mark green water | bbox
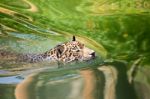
[0,0,150,99]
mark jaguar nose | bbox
[90,52,95,58]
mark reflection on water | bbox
[0,0,150,99]
[0,61,138,99]
[14,68,104,99]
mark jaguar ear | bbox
[56,45,64,58]
[72,36,76,41]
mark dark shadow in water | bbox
[104,61,137,99]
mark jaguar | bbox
[0,36,96,64]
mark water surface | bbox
[0,0,150,99]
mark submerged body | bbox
[0,36,95,64]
